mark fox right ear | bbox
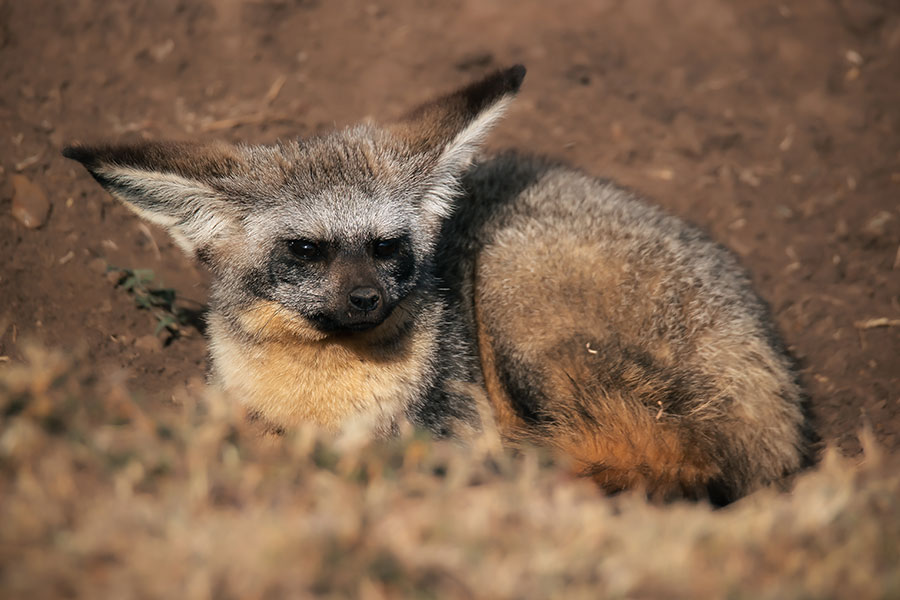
[391,65,526,218]
[63,141,246,257]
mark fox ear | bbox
[63,141,246,256]
[392,65,526,217]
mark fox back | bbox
[65,66,809,502]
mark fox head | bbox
[64,66,525,338]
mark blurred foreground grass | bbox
[1,347,898,599]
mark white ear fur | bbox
[421,96,513,219]
[95,165,238,255]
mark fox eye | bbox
[373,238,401,259]
[287,239,323,260]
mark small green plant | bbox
[107,266,192,336]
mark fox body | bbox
[65,66,809,502]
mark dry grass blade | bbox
[199,111,297,132]
[854,317,900,330]
[264,74,287,105]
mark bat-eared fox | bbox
[64,65,810,503]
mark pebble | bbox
[88,257,108,274]
[864,211,893,236]
[11,175,50,228]
[135,334,163,353]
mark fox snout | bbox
[311,276,394,333]
[314,303,391,333]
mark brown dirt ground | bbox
[1,0,898,457]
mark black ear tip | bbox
[507,64,527,88]
[492,64,526,95]
[473,64,525,100]
[62,145,91,164]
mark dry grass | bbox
[1,347,898,599]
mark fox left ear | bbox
[63,140,247,258]
[391,65,526,217]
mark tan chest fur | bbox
[207,301,435,432]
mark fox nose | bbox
[348,287,380,312]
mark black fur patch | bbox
[553,334,718,419]
[493,345,554,425]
